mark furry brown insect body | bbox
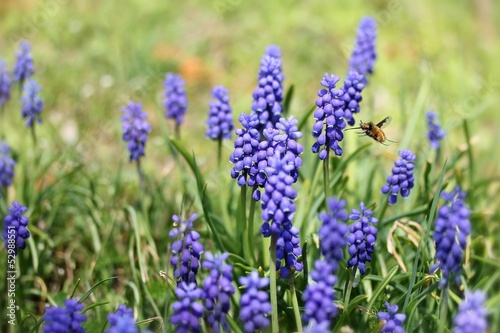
[347,116,393,144]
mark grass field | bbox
[1,0,499,332]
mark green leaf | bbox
[283,84,295,116]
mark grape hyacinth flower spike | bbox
[206,85,233,166]
[452,290,488,333]
[346,202,378,275]
[426,110,446,149]
[377,302,406,333]
[229,113,260,187]
[0,141,15,190]
[42,298,86,333]
[318,197,349,271]
[169,213,204,284]
[21,79,44,129]
[341,71,366,126]
[251,45,284,130]
[2,201,30,255]
[0,60,12,109]
[106,305,139,333]
[349,16,377,81]
[163,73,188,138]
[121,101,151,162]
[239,271,272,333]
[430,187,471,287]
[311,73,346,159]
[14,41,34,87]
[171,282,204,333]
[381,149,416,205]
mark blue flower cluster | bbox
[42,298,86,333]
[201,252,235,333]
[106,305,137,333]
[206,85,233,140]
[169,214,204,284]
[381,149,416,205]
[318,197,349,271]
[341,71,366,126]
[426,110,446,149]
[0,60,12,107]
[2,201,30,255]
[346,202,378,275]
[251,45,284,130]
[377,302,406,333]
[312,73,346,158]
[121,101,151,162]
[260,152,303,277]
[171,282,204,333]
[14,41,34,85]
[0,141,15,189]
[430,187,471,286]
[239,271,272,333]
[230,113,260,187]
[21,79,44,128]
[349,17,377,79]
[452,291,488,333]
[164,73,188,125]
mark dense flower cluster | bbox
[426,110,446,149]
[349,17,377,79]
[171,282,204,333]
[229,113,260,187]
[169,214,204,284]
[452,291,488,333]
[206,85,233,140]
[260,152,303,277]
[2,201,30,255]
[377,302,406,333]
[121,101,151,162]
[318,197,349,270]
[14,41,34,84]
[239,271,272,333]
[201,252,235,333]
[311,73,346,158]
[0,141,15,189]
[381,149,416,205]
[164,73,188,125]
[21,79,44,128]
[430,187,471,286]
[251,45,284,130]
[0,60,12,107]
[42,298,86,333]
[106,305,137,333]
[346,202,378,275]
[304,321,331,333]
[341,71,366,126]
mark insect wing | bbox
[376,116,392,129]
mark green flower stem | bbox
[217,137,223,169]
[323,148,330,202]
[136,159,145,191]
[270,234,279,333]
[175,122,180,140]
[438,286,449,333]
[288,274,303,332]
[241,186,252,261]
[247,185,258,266]
[344,265,358,309]
[378,197,390,223]
[30,125,37,147]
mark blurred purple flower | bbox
[377,302,406,333]
[21,79,43,128]
[169,214,204,284]
[453,291,488,333]
[0,141,15,189]
[311,73,346,159]
[106,305,137,333]
[42,298,86,333]
[239,271,271,333]
[206,85,233,140]
[164,73,188,125]
[14,41,34,85]
[430,187,471,286]
[229,113,260,187]
[381,149,416,205]
[349,17,377,79]
[341,71,366,126]
[426,111,446,149]
[121,101,151,162]
[171,282,204,333]
[0,60,12,107]
[2,201,30,255]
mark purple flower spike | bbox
[121,101,152,162]
[164,73,188,125]
[21,79,43,128]
[318,197,349,271]
[206,85,233,141]
[349,17,377,80]
[381,149,416,205]
[251,45,284,130]
[106,305,138,333]
[14,41,34,85]
[377,302,406,333]
[202,252,235,333]
[2,201,30,255]
[426,111,446,149]
[42,298,87,333]
[239,271,271,333]
[229,113,260,187]
[171,282,204,333]
[0,141,16,189]
[0,60,12,107]
[169,214,204,284]
[341,71,366,126]
[430,187,471,287]
[346,202,378,275]
[311,73,346,159]
[453,291,488,333]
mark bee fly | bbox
[346,116,395,145]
